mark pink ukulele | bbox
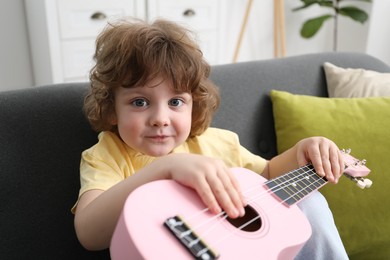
[110,149,371,259]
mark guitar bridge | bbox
[164,216,219,259]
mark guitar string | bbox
[178,161,360,255]
[185,159,358,228]
[178,165,314,238]
[197,161,365,255]
[192,167,328,257]
[245,165,324,206]
[182,164,315,226]
[206,169,329,253]
[179,165,323,252]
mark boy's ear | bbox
[109,112,118,125]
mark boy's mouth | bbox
[146,135,170,142]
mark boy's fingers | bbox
[208,171,240,218]
[195,178,221,215]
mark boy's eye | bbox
[131,98,149,107]
[169,98,184,107]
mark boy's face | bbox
[112,77,193,157]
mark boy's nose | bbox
[152,119,169,127]
[150,106,169,127]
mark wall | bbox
[366,0,390,65]
[0,0,380,92]
[284,0,372,57]
[0,0,33,91]
[229,0,373,63]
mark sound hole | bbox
[226,204,262,232]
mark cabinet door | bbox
[147,0,221,64]
[61,39,95,82]
[148,0,219,30]
[57,0,137,39]
[56,0,139,82]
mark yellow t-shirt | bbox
[73,127,267,212]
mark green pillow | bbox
[270,90,390,259]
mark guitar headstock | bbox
[341,149,372,189]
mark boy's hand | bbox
[159,153,246,218]
[295,137,344,183]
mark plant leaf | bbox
[293,0,334,11]
[340,0,372,3]
[339,6,369,23]
[300,14,333,38]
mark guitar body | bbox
[110,167,312,259]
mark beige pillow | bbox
[323,62,390,97]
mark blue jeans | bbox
[295,191,349,260]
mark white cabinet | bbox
[25,0,226,85]
[147,0,221,64]
[25,0,142,85]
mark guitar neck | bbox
[265,164,327,206]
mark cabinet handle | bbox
[183,9,196,17]
[90,11,107,20]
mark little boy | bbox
[73,18,348,259]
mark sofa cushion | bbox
[270,90,390,259]
[324,62,390,97]
[0,84,109,259]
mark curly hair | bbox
[84,18,220,137]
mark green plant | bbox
[293,0,372,51]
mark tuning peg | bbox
[341,148,352,155]
[355,177,373,189]
[355,159,367,166]
[364,178,373,188]
[357,179,366,189]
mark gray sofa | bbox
[1,52,389,259]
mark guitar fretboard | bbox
[265,164,327,206]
